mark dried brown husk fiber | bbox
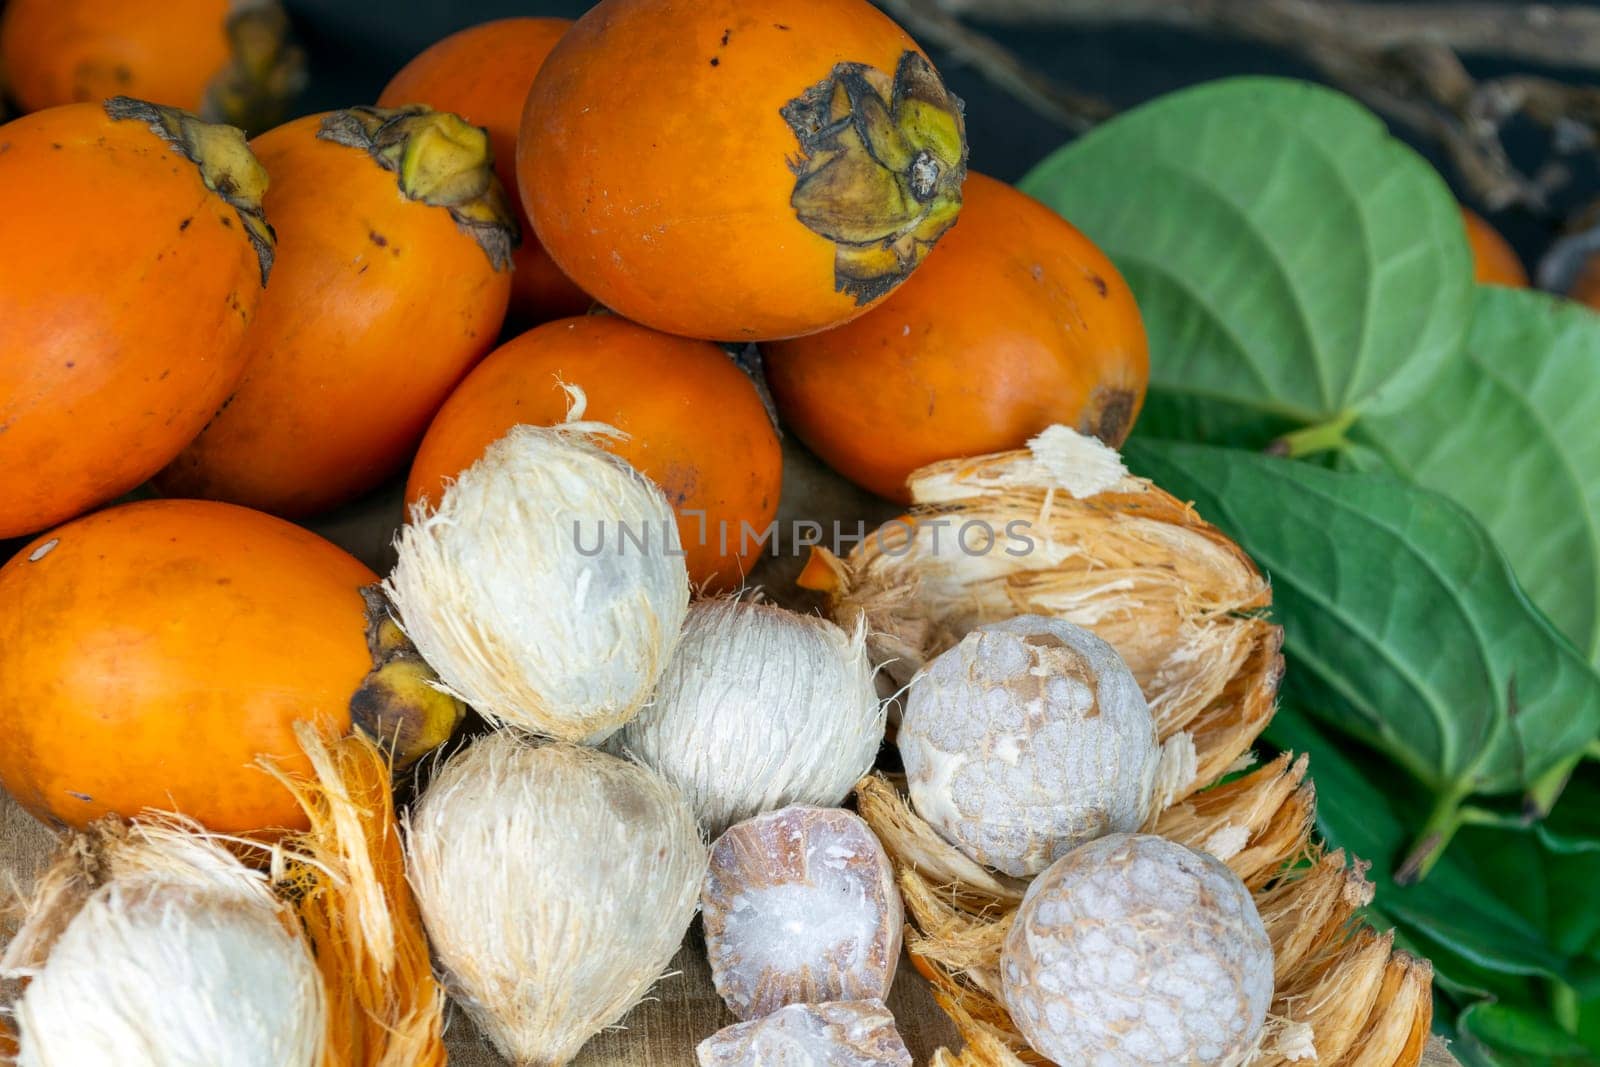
[813,429,1431,1067]
[271,725,448,1067]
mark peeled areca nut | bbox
[1002,833,1274,1065]
[900,615,1158,878]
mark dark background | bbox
[286,0,1599,272]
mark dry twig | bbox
[879,0,1600,210]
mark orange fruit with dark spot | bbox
[1462,206,1528,287]
[380,17,591,325]
[1568,254,1600,310]
[520,0,969,341]
[407,315,782,592]
[764,172,1148,502]
[0,0,300,131]
[0,98,271,540]
[0,500,460,834]
[156,106,516,518]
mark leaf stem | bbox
[1524,753,1580,819]
[1274,412,1358,458]
[1554,981,1581,1035]
[1396,781,1476,884]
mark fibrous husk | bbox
[859,772,1432,1066]
[609,597,885,838]
[0,817,325,1067]
[403,734,707,1067]
[803,425,1276,747]
[0,730,451,1067]
[270,725,447,1067]
[385,399,690,743]
[834,428,1430,1067]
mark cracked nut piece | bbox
[1002,833,1274,1065]
[703,806,903,1020]
[697,1001,912,1067]
[900,615,1158,877]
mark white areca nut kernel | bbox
[900,615,1158,877]
[702,806,903,1020]
[610,598,885,837]
[1002,833,1274,1065]
[697,1001,912,1067]
[404,734,707,1067]
[385,420,689,742]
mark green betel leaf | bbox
[1537,763,1600,855]
[1124,441,1600,818]
[1456,1001,1596,1066]
[1272,711,1600,1065]
[1019,77,1472,448]
[1269,710,1571,980]
[1353,288,1600,664]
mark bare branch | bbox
[934,0,1600,71]
[881,0,1600,211]
[877,0,1114,133]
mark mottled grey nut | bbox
[702,806,903,1021]
[1001,833,1274,1066]
[900,615,1157,877]
[696,1001,912,1067]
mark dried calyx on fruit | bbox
[803,424,1281,789]
[702,806,902,1020]
[350,586,467,771]
[782,50,967,305]
[318,104,519,268]
[203,0,306,133]
[0,818,324,1067]
[104,95,276,283]
[404,735,707,1067]
[900,615,1158,878]
[386,401,690,742]
[1002,833,1274,1065]
[609,597,884,836]
[697,1001,913,1067]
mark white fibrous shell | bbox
[900,614,1157,878]
[609,598,885,837]
[4,823,324,1067]
[702,806,903,1020]
[811,426,1275,752]
[696,1000,913,1067]
[403,733,707,1066]
[385,418,689,742]
[1001,833,1274,1066]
